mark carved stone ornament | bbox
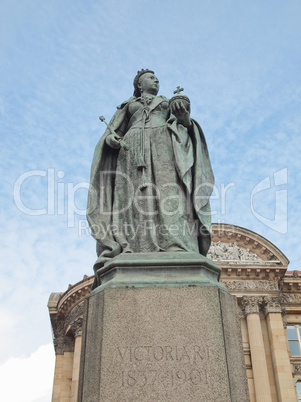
[51,302,84,355]
[53,328,75,355]
[51,317,65,355]
[207,241,264,263]
[54,336,65,355]
[64,334,75,353]
[237,307,245,320]
[282,294,301,304]
[64,301,84,334]
[241,296,263,315]
[221,279,278,291]
[293,364,301,374]
[70,317,83,338]
[263,296,282,316]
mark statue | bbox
[87,69,214,288]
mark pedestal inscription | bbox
[116,343,213,388]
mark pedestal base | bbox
[92,252,225,291]
[78,254,249,401]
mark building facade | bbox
[48,224,301,401]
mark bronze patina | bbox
[87,69,214,288]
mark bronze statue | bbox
[87,69,214,287]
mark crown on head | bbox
[133,69,155,96]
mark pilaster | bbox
[264,296,295,401]
[70,318,83,402]
[51,354,64,402]
[242,296,272,402]
[60,351,74,402]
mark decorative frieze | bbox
[221,279,278,292]
[208,241,265,263]
[211,223,288,265]
[281,294,301,304]
[64,302,84,333]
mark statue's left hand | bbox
[170,100,191,128]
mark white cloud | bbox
[0,344,55,402]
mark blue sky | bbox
[1,0,301,400]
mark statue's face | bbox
[139,73,159,95]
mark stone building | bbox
[48,224,301,401]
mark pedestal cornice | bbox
[92,252,225,294]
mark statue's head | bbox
[133,69,157,97]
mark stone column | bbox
[70,318,83,402]
[242,296,272,402]
[263,297,295,401]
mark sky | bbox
[1,0,301,400]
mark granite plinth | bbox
[78,254,249,402]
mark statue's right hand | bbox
[106,134,121,149]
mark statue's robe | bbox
[87,96,214,287]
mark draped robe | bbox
[87,95,214,288]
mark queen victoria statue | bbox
[87,69,214,288]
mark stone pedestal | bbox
[78,253,249,401]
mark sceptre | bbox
[99,116,129,150]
